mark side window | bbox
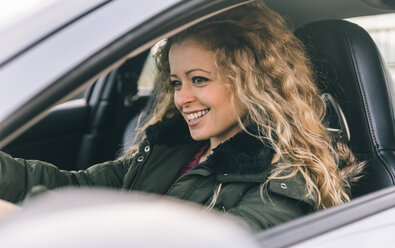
[347,13,395,82]
[137,49,156,95]
[136,41,163,95]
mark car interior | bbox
[1,0,394,203]
[2,50,151,171]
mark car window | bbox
[137,49,156,94]
[136,41,164,95]
[346,13,395,83]
[58,43,158,106]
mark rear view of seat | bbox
[294,20,395,198]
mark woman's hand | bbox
[0,199,20,220]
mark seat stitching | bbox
[342,27,395,181]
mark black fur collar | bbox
[146,114,274,174]
[146,114,194,145]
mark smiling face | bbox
[169,39,245,149]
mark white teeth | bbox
[186,109,209,121]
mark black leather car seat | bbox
[295,20,395,198]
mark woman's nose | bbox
[175,83,196,107]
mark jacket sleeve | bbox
[226,184,315,231]
[0,151,131,203]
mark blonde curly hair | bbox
[128,1,364,210]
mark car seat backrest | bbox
[294,20,395,198]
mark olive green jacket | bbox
[0,116,315,230]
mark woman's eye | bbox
[170,80,182,90]
[192,76,208,84]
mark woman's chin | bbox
[189,130,209,141]
[190,135,208,141]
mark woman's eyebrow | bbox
[170,69,211,78]
[186,68,211,75]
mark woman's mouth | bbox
[186,109,210,123]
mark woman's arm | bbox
[0,151,130,203]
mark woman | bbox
[0,2,363,230]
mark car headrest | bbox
[295,20,395,197]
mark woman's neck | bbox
[198,143,212,164]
